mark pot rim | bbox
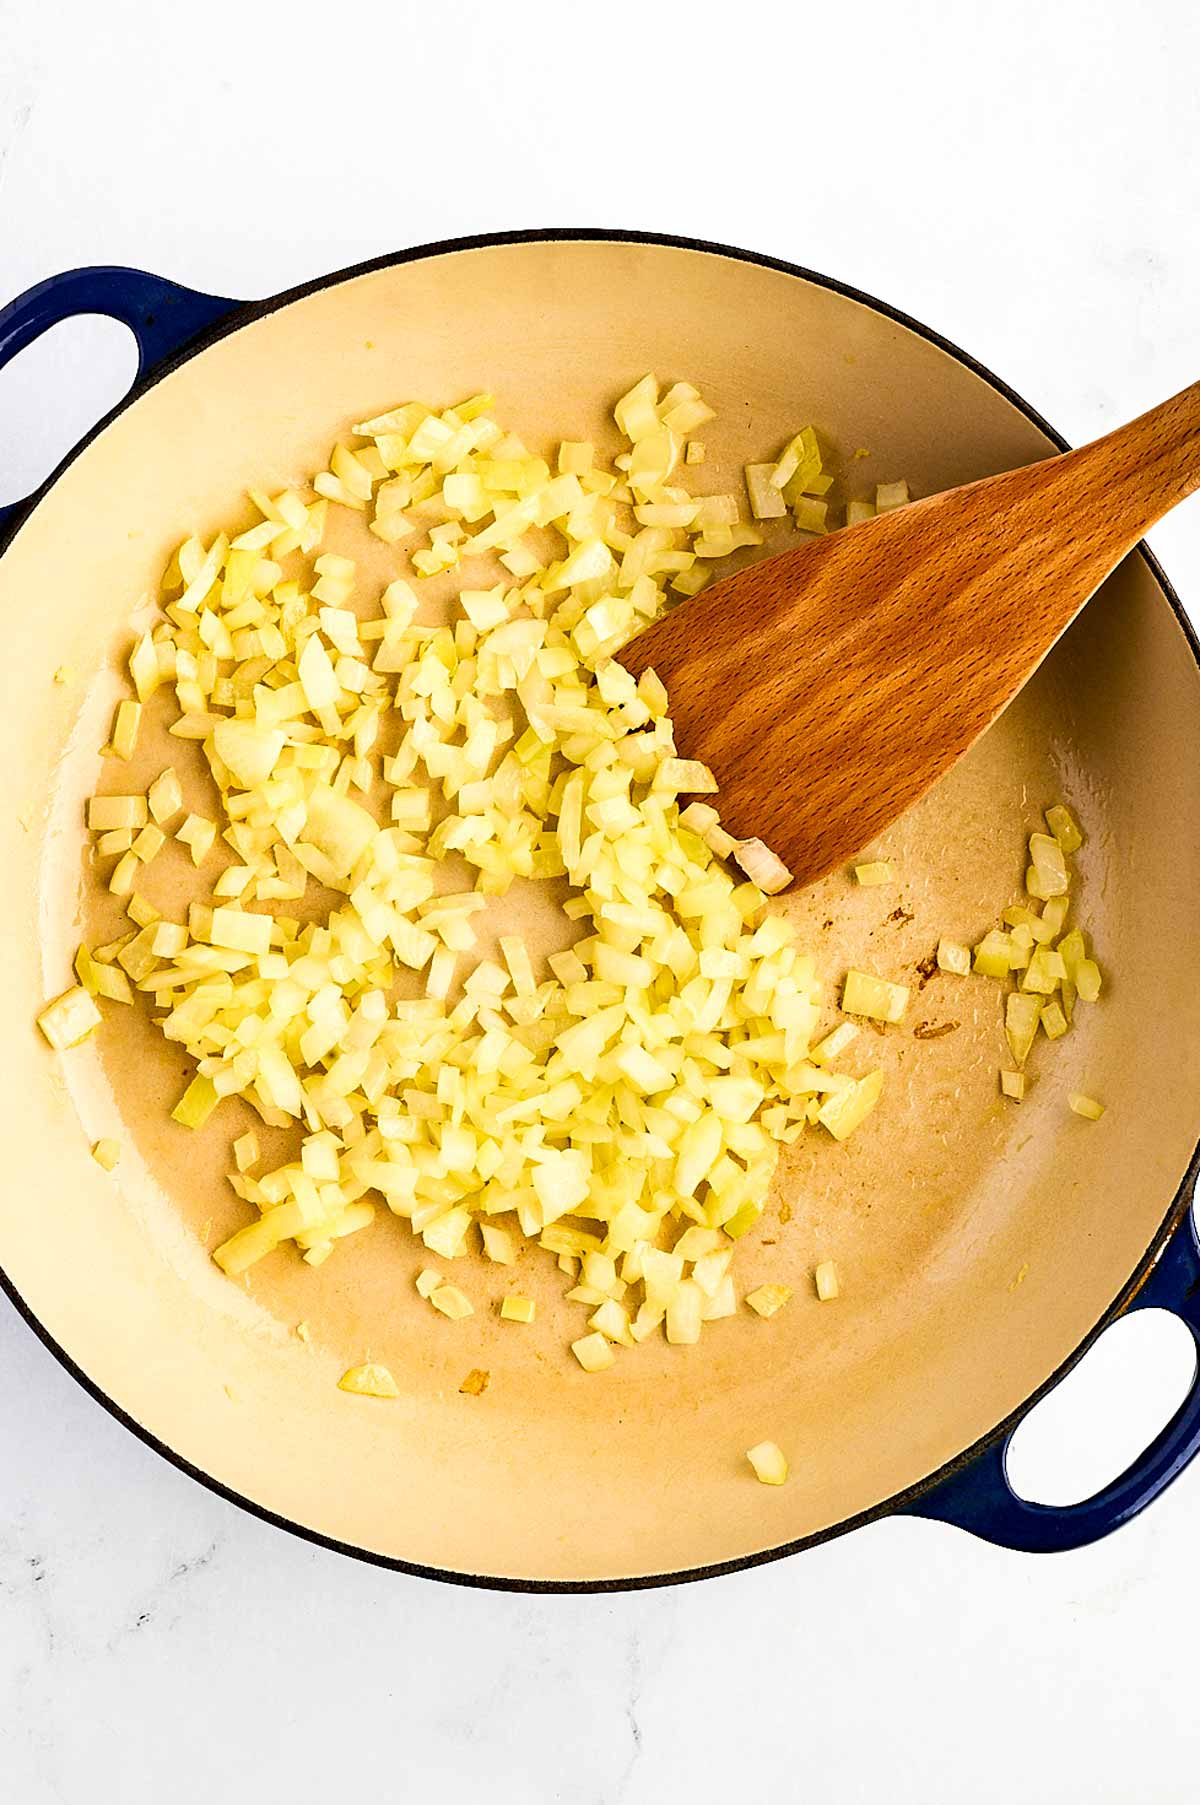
[2,225,1198,1593]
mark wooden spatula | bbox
[617,381,1200,890]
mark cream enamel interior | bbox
[2,237,1199,1585]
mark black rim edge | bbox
[3,223,1198,1594]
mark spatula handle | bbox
[1051,376,1200,560]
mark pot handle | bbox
[0,266,244,537]
[899,1203,1200,1551]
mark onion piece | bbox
[430,1284,473,1320]
[746,1284,792,1318]
[936,939,971,976]
[746,1441,789,1485]
[744,465,788,520]
[38,987,102,1050]
[338,1363,399,1398]
[875,481,909,512]
[732,838,792,894]
[500,1296,536,1324]
[814,1260,839,1301]
[841,970,909,1024]
[1046,804,1083,853]
[572,1331,616,1372]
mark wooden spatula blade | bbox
[619,381,1200,890]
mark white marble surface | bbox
[3,2,1200,1797]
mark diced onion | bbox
[500,1295,536,1323]
[817,1071,883,1141]
[110,699,142,760]
[841,970,909,1024]
[481,1224,516,1265]
[746,1440,788,1485]
[1046,804,1083,854]
[733,838,792,894]
[38,986,102,1050]
[746,1283,791,1318]
[793,497,828,535]
[744,465,788,520]
[338,1362,399,1398]
[148,768,184,825]
[234,1131,260,1171]
[572,1331,616,1372]
[875,481,909,512]
[959,803,1106,1098]
[814,1260,839,1301]
[55,376,912,1374]
[430,1284,473,1320]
